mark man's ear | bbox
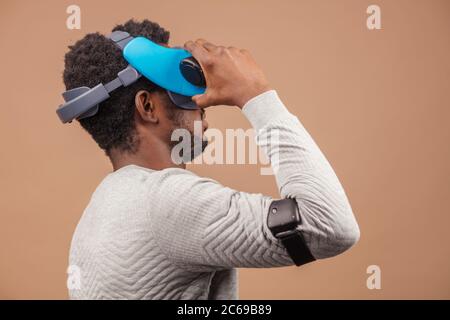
[135,90,159,124]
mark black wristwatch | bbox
[267,198,316,266]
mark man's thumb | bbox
[192,94,207,108]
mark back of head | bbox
[63,19,170,157]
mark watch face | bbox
[267,199,301,236]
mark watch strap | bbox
[278,230,316,266]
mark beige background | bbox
[0,0,449,299]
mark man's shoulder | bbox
[145,167,235,220]
[149,166,234,196]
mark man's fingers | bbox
[195,39,217,52]
[184,40,210,63]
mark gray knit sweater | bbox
[68,90,360,300]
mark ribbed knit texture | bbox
[68,90,360,299]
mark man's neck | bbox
[109,137,186,172]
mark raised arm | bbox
[149,40,360,272]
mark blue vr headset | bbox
[56,31,206,123]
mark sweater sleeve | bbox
[149,90,360,272]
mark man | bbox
[64,19,360,299]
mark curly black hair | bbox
[63,19,174,157]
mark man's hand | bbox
[184,39,272,109]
